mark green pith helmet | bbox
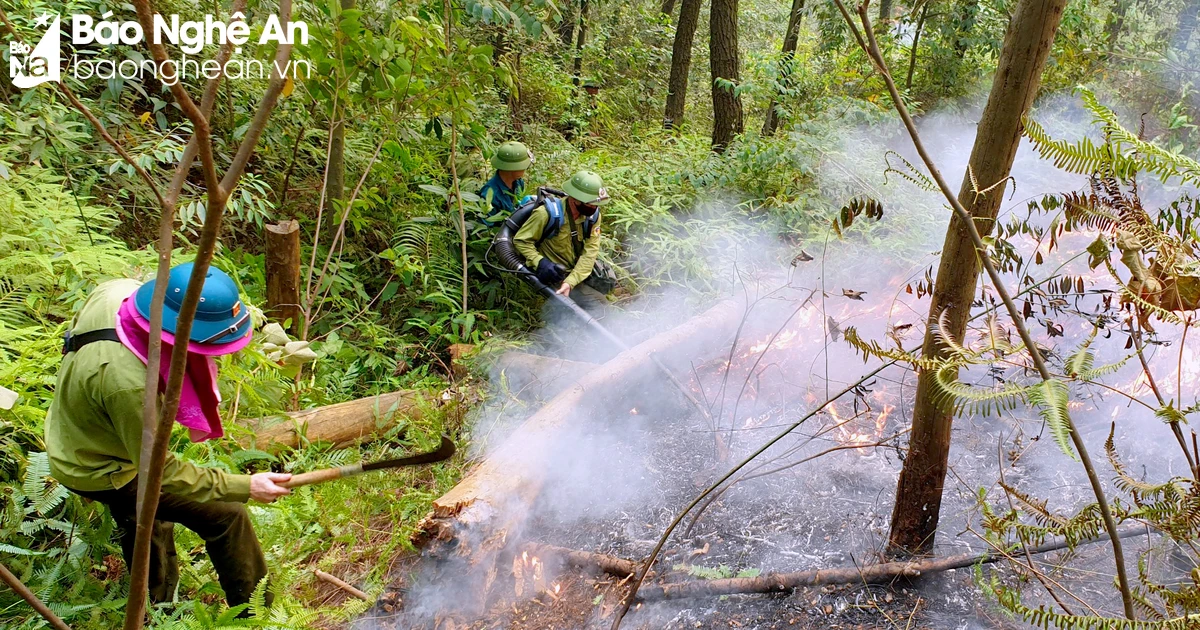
[491,141,533,171]
[562,170,610,205]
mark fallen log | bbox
[420,299,743,541]
[522,543,642,578]
[490,352,596,403]
[240,390,440,450]
[638,526,1148,601]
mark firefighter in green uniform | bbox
[45,263,291,610]
[513,170,616,312]
[478,141,533,225]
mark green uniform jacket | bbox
[513,204,601,288]
[45,279,251,503]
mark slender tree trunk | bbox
[879,0,893,23]
[888,0,1068,556]
[326,117,345,206]
[559,2,576,49]
[1105,0,1134,51]
[905,2,929,90]
[572,0,589,86]
[661,0,678,18]
[1174,0,1199,51]
[762,0,806,136]
[710,0,743,152]
[325,0,355,208]
[664,0,702,129]
[942,0,978,89]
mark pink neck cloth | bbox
[115,297,238,442]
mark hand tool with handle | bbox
[280,435,456,489]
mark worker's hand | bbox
[249,472,292,503]
[556,282,572,297]
[536,258,564,286]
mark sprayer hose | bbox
[491,198,709,416]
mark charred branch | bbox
[522,544,642,578]
[637,526,1147,601]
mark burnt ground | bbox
[355,364,1064,630]
[353,285,1177,630]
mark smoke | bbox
[362,93,1193,629]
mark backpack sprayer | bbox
[490,188,710,416]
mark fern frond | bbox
[1065,327,1098,378]
[842,327,937,369]
[1027,379,1076,460]
[1079,88,1200,187]
[932,363,1032,416]
[1107,424,1188,503]
[882,151,937,191]
[1024,116,1131,177]
[934,309,976,361]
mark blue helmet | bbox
[134,262,251,346]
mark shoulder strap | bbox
[63,328,121,355]
[536,197,565,247]
[583,210,600,240]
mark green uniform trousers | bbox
[72,479,269,609]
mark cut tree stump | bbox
[419,299,743,543]
[240,390,440,450]
[265,220,302,336]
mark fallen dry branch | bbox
[637,526,1147,601]
[522,543,642,578]
[241,390,439,450]
[314,569,370,601]
[421,299,743,541]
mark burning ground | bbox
[352,100,1196,630]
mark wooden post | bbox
[265,220,302,335]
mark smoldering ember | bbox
[2,1,1200,630]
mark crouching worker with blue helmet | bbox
[513,170,617,312]
[45,262,291,610]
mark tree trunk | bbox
[661,0,678,17]
[941,0,979,90]
[1173,0,1199,52]
[664,0,703,129]
[324,0,355,208]
[709,0,743,152]
[1105,0,1134,51]
[888,0,1068,556]
[572,0,589,86]
[326,116,345,206]
[762,0,806,136]
[265,220,302,335]
[905,2,929,90]
[879,0,893,23]
[558,2,577,50]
